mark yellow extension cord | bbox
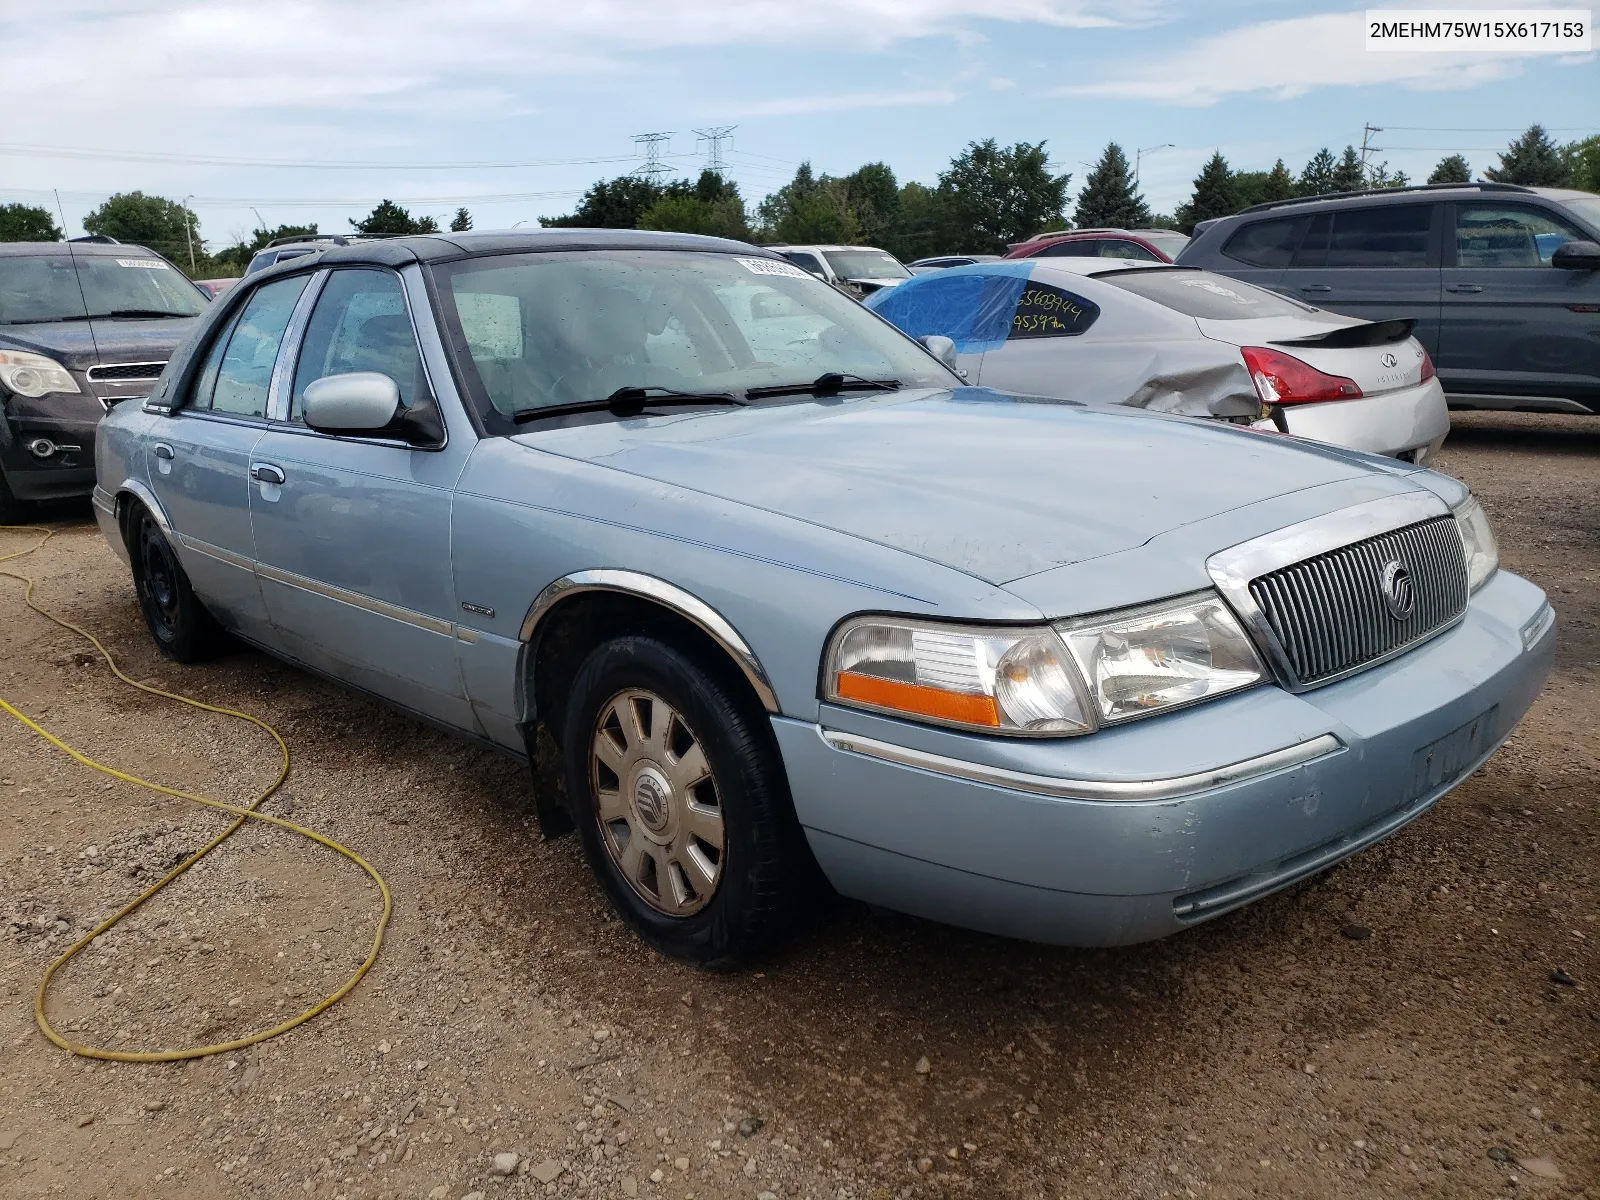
[1,523,391,1062]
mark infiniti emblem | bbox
[1380,560,1414,620]
[1380,351,1398,368]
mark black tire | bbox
[0,467,32,525]
[562,633,811,967]
[127,505,228,662]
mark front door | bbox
[1280,202,1443,353]
[146,273,310,642]
[1437,201,1600,408]
[247,267,476,729]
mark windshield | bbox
[432,250,955,431]
[1142,233,1190,259]
[0,253,206,324]
[1095,268,1314,319]
[1560,196,1600,235]
[822,250,911,281]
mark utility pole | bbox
[632,132,674,182]
[182,194,196,271]
[693,126,737,176]
[1360,124,1384,185]
[1134,143,1175,188]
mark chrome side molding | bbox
[520,570,780,714]
[819,728,1343,802]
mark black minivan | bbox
[1179,182,1600,415]
[0,241,207,519]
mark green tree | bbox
[1177,152,1238,234]
[0,203,62,242]
[350,199,439,236]
[1487,125,1573,187]
[541,176,664,228]
[450,207,473,233]
[885,181,956,261]
[936,139,1071,254]
[841,162,901,248]
[1427,154,1472,185]
[82,191,200,266]
[1367,161,1409,189]
[212,223,318,273]
[1298,148,1338,196]
[1261,159,1295,203]
[638,171,752,240]
[1563,136,1600,193]
[1073,142,1151,229]
[757,163,859,245]
[1330,146,1366,193]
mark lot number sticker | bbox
[735,257,813,279]
[115,258,171,270]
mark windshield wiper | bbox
[745,372,901,400]
[511,386,744,424]
[85,309,195,320]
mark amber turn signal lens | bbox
[834,672,1001,727]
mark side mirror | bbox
[1552,239,1600,270]
[920,334,960,372]
[303,372,400,433]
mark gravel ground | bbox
[0,409,1595,1200]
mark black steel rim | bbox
[137,516,181,641]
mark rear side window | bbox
[200,275,308,417]
[780,252,825,276]
[1222,216,1309,268]
[1294,205,1434,268]
[1008,281,1099,338]
[1098,240,1161,262]
[1096,269,1311,320]
[291,269,421,420]
[1036,240,1099,258]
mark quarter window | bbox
[290,269,421,421]
[1008,282,1099,338]
[1293,205,1435,268]
[1222,216,1309,268]
[1098,240,1161,262]
[200,275,308,417]
[1454,204,1589,267]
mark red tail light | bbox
[1419,348,1436,383]
[1241,346,1363,406]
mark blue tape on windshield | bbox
[865,262,1035,354]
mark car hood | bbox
[0,316,197,369]
[516,387,1398,585]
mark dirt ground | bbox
[0,409,1595,1200]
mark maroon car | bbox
[1004,227,1189,263]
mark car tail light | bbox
[1241,346,1363,406]
[1419,348,1436,383]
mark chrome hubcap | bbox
[590,688,724,916]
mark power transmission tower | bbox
[693,126,737,176]
[1360,124,1384,183]
[632,132,673,182]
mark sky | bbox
[1,0,1594,254]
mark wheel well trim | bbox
[114,480,174,539]
[520,569,780,714]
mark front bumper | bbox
[774,568,1554,946]
[1254,378,1450,459]
[1,392,104,502]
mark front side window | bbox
[821,250,910,281]
[291,269,421,420]
[1222,217,1309,268]
[1008,281,1100,338]
[780,251,825,276]
[432,250,954,431]
[1455,204,1589,267]
[1294,205,1435,268]
[204,275,308,417]
[1096,268,1313,319]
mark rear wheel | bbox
[128,507,227,662]
[562,633,811,966]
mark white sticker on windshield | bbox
[115,258,170,270]
[734,257,812,279]
[1179,277,1257,304]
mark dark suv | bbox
[1179,183,1600,415]
[0,241,207,518]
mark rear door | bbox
[1436,201,1600,407]
[1280,203,1443,353]
[1206,214,1308,293]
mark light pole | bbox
[181,195,196,272]
[1134,144,1174,188]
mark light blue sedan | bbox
[92,230,1555,965]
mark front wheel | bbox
[128,506,227,662]
[0,467,32,525]
[562,634,812,966]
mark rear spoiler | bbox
[1272,318,1415,349]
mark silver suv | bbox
[1178,183,1600,415]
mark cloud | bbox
[1055,9,1546,105]
[738,89,961,117]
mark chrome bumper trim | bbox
[818,728,1343,802]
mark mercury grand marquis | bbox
[92,230,1556,965]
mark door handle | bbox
[1300,284,1333,293]
[153,443,175,460]
[1445,283,1483,294]
[250,463,286,485]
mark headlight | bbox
[1452,496,1498,592]
[1059,593,1265,724]
[824,617,1091,735]
[0,349,80,398]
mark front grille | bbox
[86,361,165,382]
[1248,516,1468,686]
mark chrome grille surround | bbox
[86,360,166,382]
[1207,492,1468,692]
